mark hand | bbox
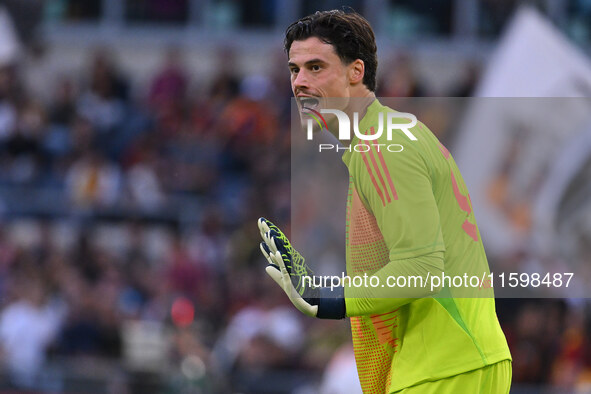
[258,217,345,319]
[258,217,319,317]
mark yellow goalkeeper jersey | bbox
[341,99,511,393]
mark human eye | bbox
[311,64,321,71]
[290,67,299,74]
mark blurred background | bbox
[0,0,590,393]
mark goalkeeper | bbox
[258,9,512,394]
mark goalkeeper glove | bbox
[258,217,345,319]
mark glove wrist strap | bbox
[305,286,346,320]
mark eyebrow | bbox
[288,58,327,68]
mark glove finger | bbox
[265,265,284,289]
[270,251,293,294]
[267,262,317,317]
[272,236,295,276]
[269,229,282,245]
[269,230,291,256]
[260,241,271,258]
[272,235,291,259]
[271,250,289,276]
[260,217,278,232]
[292,293,319,317]
[259,218,286,250]
[258,217,271,239]
[266,232,279,254]
[271,251,318,317]
[260,243,278,269]
[271,235,288,259]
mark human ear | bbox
[349,60,365,85]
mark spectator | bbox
[147,45,188,114]
[0,277,64,389]
[65,150,122,208]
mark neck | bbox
[334,91,376,147]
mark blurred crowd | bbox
[0,42,298,392]
[0,40,588,394]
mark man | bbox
[258,10,512,393]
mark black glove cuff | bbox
[305,286,346,320]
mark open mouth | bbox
[299,97,320,111]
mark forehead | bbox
[288,37,339,64]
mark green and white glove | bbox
[258,217,345,319]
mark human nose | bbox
[292,70,309,91]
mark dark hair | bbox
[284,10,378,92]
